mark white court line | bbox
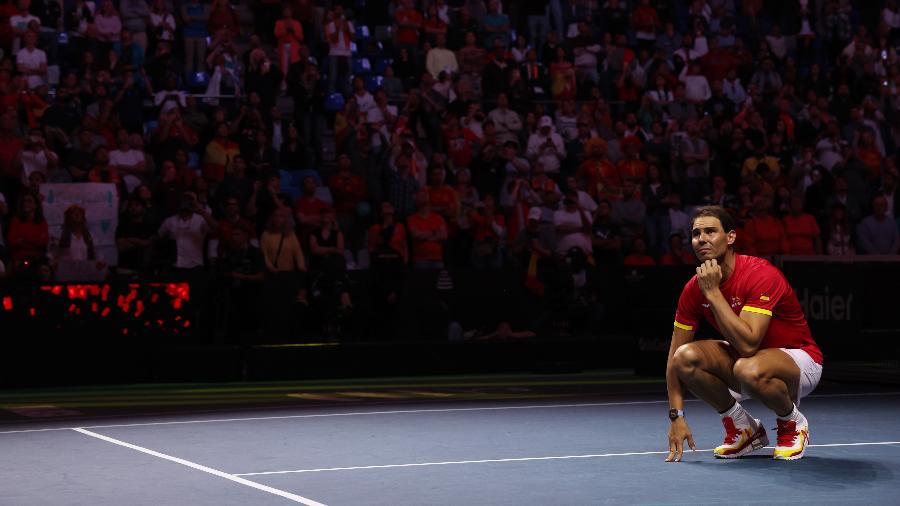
[73,428,327,506]
[234,441,900,476]
[1,391,898,436]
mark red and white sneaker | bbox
[714,417,769,459]
[773,418,809,460]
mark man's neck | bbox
[720,249,737,283]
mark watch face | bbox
[668,408,679,420]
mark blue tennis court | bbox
[1,376,897,505]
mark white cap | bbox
[539,116,553,128]
[528,207,542,221]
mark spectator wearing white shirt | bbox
[158,194,217,269]
[553,190,593,255]
[109,129,147,192]
[325,5,354,95]
[487,93,523,145]
[351,76,375,114]
[526,116,566,174]
[426,33,459,79]
[21,129,57,184]
[722,69,747,106]
[16,31,46,89]
[679,62,711,103]
[154,77,187,114]
[9,0,39,52]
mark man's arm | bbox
[697,259,771,357]
[665,325,698,462]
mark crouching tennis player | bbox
[665,206,823,462]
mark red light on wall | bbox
[28,307,36,317]
[101,308,111,317]
[101,285,110,301]
[134,300,145,317]
[91,302,98,313]
[2,297,12,311]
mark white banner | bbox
[39,183,119,266]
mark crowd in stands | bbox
[0,0,899,336]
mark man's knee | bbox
[672,343,702,377]
[733,358,765,388]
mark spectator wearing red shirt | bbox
[743,196,790,256]
[407,190,447,268]
[617,137,648,185]
[274,6,303,72]
[328,153,367,246]
[660,233,697,266]
[216,196,256,258]
[394,0,423,57]
[623,237,656,266]
[782,195,822,255]
[577,138,621,201]
[368,201,408,264]
[7,191,49,270]
[426,165,459,231]
[0,112,23,196]
[469,194,506,268]
[294,176,329,239]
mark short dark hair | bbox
[691,205,736,235]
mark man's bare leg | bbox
[671,340,740,412]
[732,348,800,417]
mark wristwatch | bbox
[668,408,684,421]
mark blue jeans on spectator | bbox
[548,0,564,37]
[528,13,549,50]
[328,55,351,95]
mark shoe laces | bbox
[722,416,742,445]
[776,419,799,447]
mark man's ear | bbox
[727,229,737,247]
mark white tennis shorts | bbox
[728,347,823,405]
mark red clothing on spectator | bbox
[395,8,423,46]
[7,217,49,262]
[470,210,506,244]
[367,222,408,262]
[88,166,122,185]
[660,249,697,265]
[577,159,619,199]
[216,218,256,255]
[782,213,820,255]
[407,211,446,262]
[856,148,883,182]
[427,185,459,222]
[274,19,304,68]
[624,254,656,266]
[631,6,660,32]
[743,214,790,256]
[700,48,737,83]
[617,158,648,184]
[444,125,478,169]
[0,134,23,179]
[328,172,367,215]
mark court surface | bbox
[1,372,898,505]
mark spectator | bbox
[856,194,900,254]
[208,0,239,40]
[743,195,790,256]
[623,237,656,266]
[553,190,592,256]
[115,195,155,272]
[274,6,303,73]
[260,207,307,335]
[393,0,422,57]
[10,0,39,53]
[407,190,447,269]
[149,0,176,44]
[52,204,97,263]
[93,0,122,44]
[823,202,854,256]
[612,180,647,243]
[470,194,506,268]
[426,33,458,79]
[180,0,210,80]
[324,5,354,95]
[783,194,822,255]
[7,190,48,270]
[368,201,408,264]
[481,0,509,48]
[16,31,46,89]
[526,116,565,175]
[20,129,57,185]
[119,0,150,50]
[659,232,696,266]
[158,193,216,270]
